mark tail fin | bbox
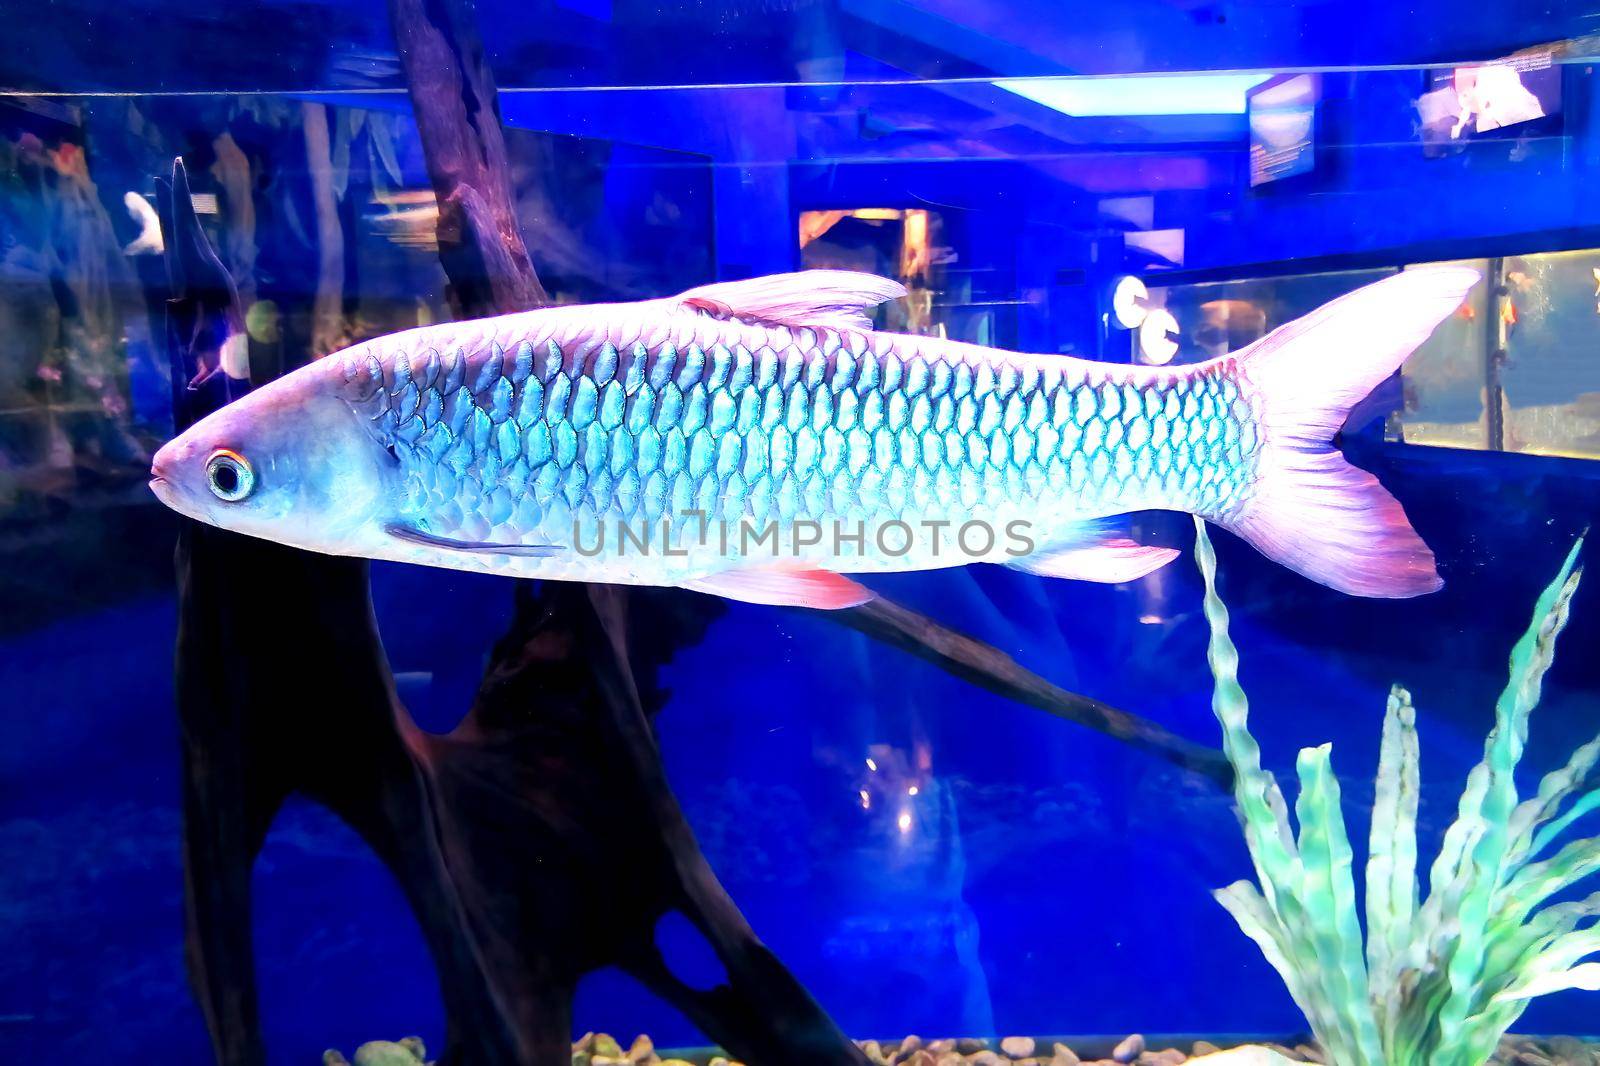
[1221,266,1480,598]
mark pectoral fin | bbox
[385,523,563,557]
[682,563,875,609]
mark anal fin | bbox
[682,563,874,609]
[1009,540,1180,583]
[1007,517,1179,583]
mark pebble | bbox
[353,1041,425,1066]
[324,1030,1600,1066]
[1548,1038,1595,1066]
[1186,1048,1297,1066]
[1113,1036,1145,1064]
[1137,1050,1184,1066]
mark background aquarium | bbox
[6,2,1600,1065]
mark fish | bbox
[121,191,165,257]
[149,267,1478,609]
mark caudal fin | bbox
[1222,266,1480,598]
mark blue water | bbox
[5,444,1598,1061]
[8,4,1600,1059]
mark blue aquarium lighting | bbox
[996,73,1273,116]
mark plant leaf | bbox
[1196,529,1592,1066]
[1504,736,1600,869]
[1496,951,1600,1002]
[1366,686,1420,1050]
[1435,545,1583,1050]
[1214,881,1349,1063]
[1194,520,1300,899]
[1294,744,1384,1065]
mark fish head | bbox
[150,361,399,554]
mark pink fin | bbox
[1223,266,1478,598]
[682,564,875,610]
[677,271,906,332]
[1009,539,1181,583]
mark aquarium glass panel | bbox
[1501,247,1600,459]
[1394,259,1495,450]
[6,6,1600,1066]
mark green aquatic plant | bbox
[1195,520,1600,1066]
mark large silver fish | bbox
[150,268,1477,608]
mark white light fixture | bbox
[996,73,1272,117]
[1140,309,1181,365]
[1112,274,1181,363]
[1112,275,1149,329]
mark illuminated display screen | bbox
[1247,74,1318,187]
[1417,45,1563,150]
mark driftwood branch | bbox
[828,598,1232,788]
[387,0,547,315]
[301,102,347,357]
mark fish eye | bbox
[205,449,256,502]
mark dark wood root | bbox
[828,598,1233,789]
[386,0,548,316]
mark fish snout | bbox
[150,439,174,479]
[148,438,188,507]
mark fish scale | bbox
[337,319,1261,567]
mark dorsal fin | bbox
[677,270,906,331]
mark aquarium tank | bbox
[7,3,1600,1065]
